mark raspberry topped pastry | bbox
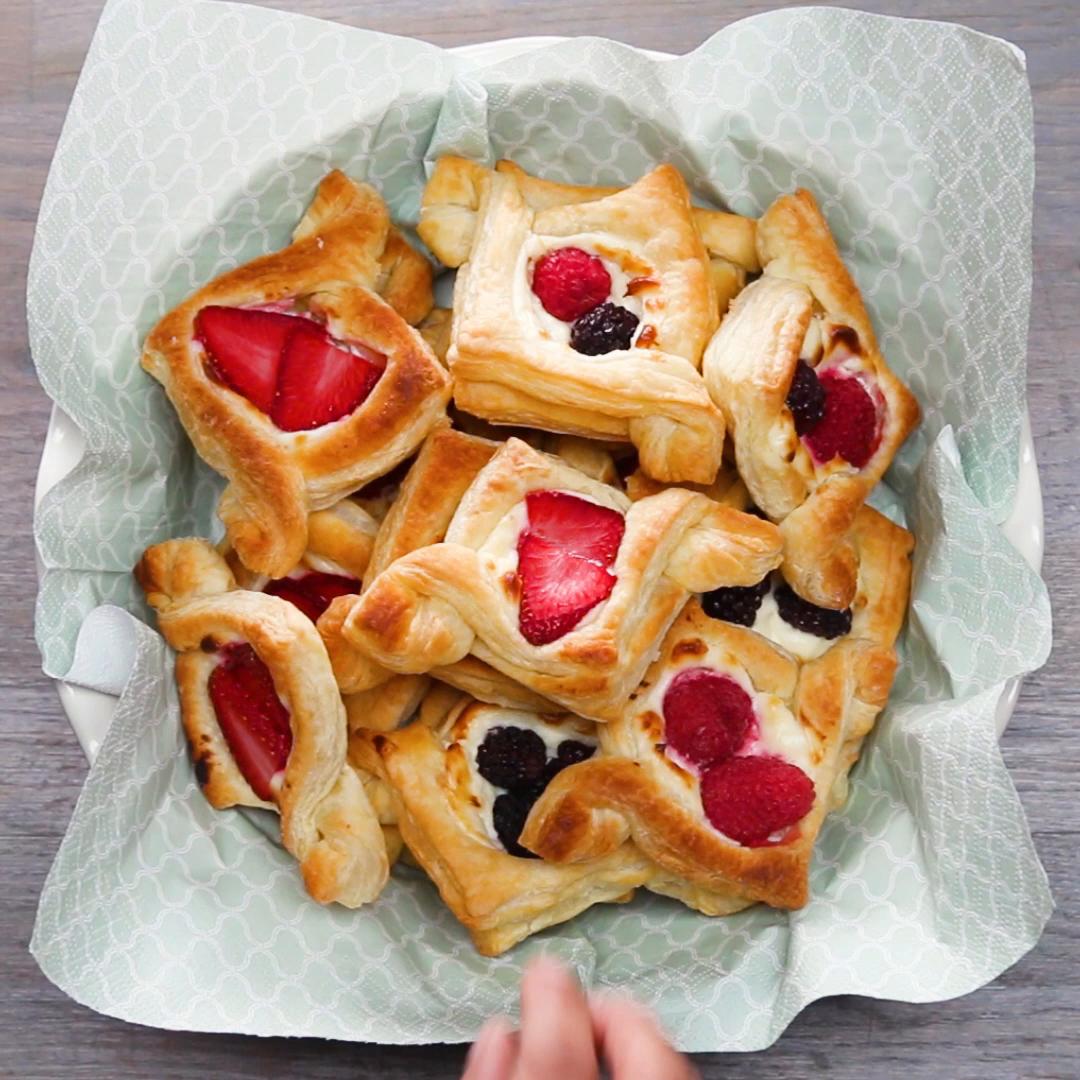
[134,537,392,908]
[521,603,899,912]
[703,189,919,609]
[426,160,729,484]
[142,170,451,579]
[352,693,652,955]
[319,437,783,722]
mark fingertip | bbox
[461,1014,517,1080]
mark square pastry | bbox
[702,188,920,609]
[355,694,653,955]
[320,437,782,722]
[435,161,729,484]
[521,505,912,911]
[142,170,451,579]
[134,537,391,908]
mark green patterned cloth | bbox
[30,0,1052,1051]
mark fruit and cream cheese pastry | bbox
[702,189,920,610]
[521,604,899,912]
[134,537,392,908]
[141,170,451,580]
[353,693,653,955]
[429,160,728,484]
[320,437,782,723]
[418,155,761,316]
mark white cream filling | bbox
[513,233,648,346]
[458,708,598,849]
[750,588,832,662]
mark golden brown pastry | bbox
[320,437,782,722]
[702,189,920,609]
[521,506,912,911]
[357,694,653,955]
[522,610,897,911]
[418,155,760,314]
[437,161,728,484]
[134,537,391,908]
[142,170,451,579]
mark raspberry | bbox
[774,584,852,639]
[803,369,881,468]
[785,359,826,436]
[569,302,640,355]
[662,668,754,768]
[700,577,771,627]
[492,791,539,859]
[475,726,548,792]
[699,755,815,846]
[531,247,611,322]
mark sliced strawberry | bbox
[523,490,624,564]
[803,369,882,469]
[207,642,292,802]
[263,571,360,623]
[699,755,815,847]
[515,491,625,646]
[270,321,384,432]
[662,668,754,768]
[195,305,297,414]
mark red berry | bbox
[662,668,754,768]
[803,369,882,469]
[271,320,383,432]
[263,571,360,623]
[516,490,625,646]
[207,642,292,802]
[531,247,611,322]
[699,756,815,847]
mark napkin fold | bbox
[29,0,1051,1051]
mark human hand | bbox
[460,955,698,1080]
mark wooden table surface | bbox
[2,1,1077,1076]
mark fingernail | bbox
[463,1015,513,1080]
[526,953,575,986]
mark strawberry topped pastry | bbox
[703,189,919,611]
[135,536,393,909]
[142,170,450,579]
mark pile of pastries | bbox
[135,158,918,955]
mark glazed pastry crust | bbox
[445,164,727,484]
[702,189,920,608]
[142,170,451,579]
[134,538,389,908]
[362,699,653,955]
[321,438,782,721]
[521,610,895,909]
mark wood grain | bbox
[1,1,1077,1076]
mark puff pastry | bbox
[521,606,897,910]
[321,437,782,722]
[142,170,451,579]
[418,155,760,314]
[440,161,728,484]
[356,694,653,955]
[134,537,390,907]
[702,189,920,608]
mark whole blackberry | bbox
[785,359,826,435]
[492,791,539,858]
[570,302,639,355]
[701,577,772,626]
[476,726,547,792]
[774,584,852,639]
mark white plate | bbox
[32,36,1044,764]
